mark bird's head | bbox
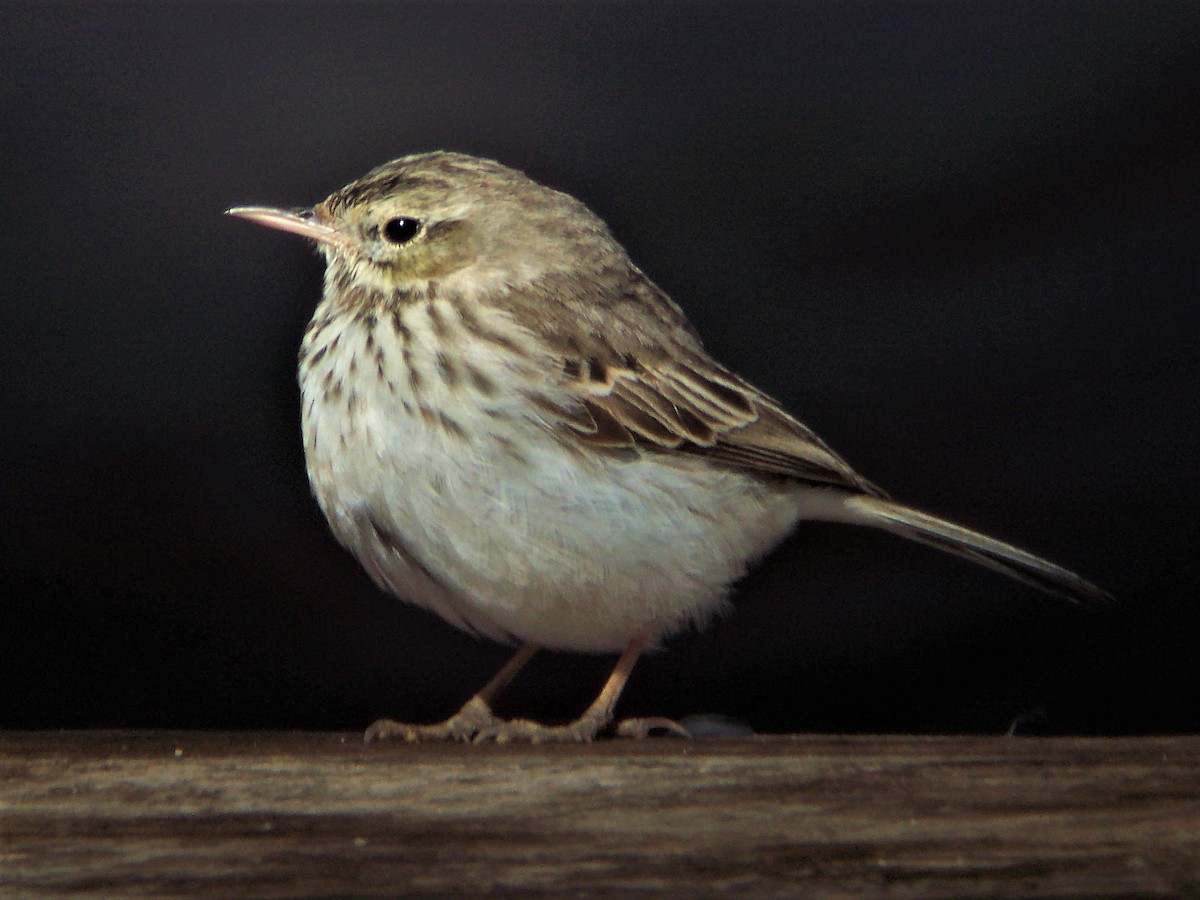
[227,151,620,301]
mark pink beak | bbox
[225,205,351,252]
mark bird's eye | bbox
[382,217,421,244]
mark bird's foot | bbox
[364,696,501,743]
[473,707,614,744]
[471,712,690,744]
[614,716,691,739]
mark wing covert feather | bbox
[496,264,882,495]
[545,355,880,494]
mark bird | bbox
[226,151,1110,743]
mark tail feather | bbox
[804,492,1112,606]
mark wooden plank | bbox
[1,731,1197,897]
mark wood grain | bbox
[1,731,1197,897]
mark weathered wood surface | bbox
[1,731,1197,897]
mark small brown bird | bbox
[228,152,1109,743]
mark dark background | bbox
[2,2,1197,736]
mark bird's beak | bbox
[225,205,351,252]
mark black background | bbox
[2,2,1197,735]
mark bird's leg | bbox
[364,643,538,743]
[474,628,690,743]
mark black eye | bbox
[382,217,421,244]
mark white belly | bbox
[300,298,802,652]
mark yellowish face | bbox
[228,151,624,302]
[314,196,482,286]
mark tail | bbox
[803,492,1112,605]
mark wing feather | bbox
[492,264,882,495]
[551,355,880,494]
